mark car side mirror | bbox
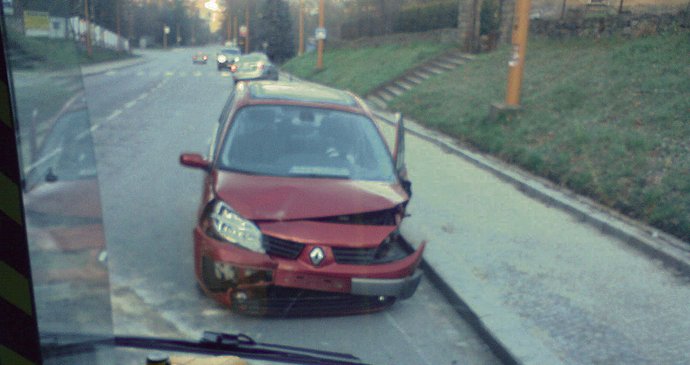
[180,153,211,171]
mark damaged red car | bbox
[180,81,424,316]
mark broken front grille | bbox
[331,247,377,265]
[263,235,305,259]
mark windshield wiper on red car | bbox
[41,331,369,365]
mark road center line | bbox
[107,109,123,120]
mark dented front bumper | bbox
[193,225,425,314]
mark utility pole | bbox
[84,0,92,57]
[316,0,325,69]
[234,15,238,42]
[244,2,250,53]
[227,4,232,43]
[504,0,531,106]
[116,0,121,51]
[298,0,305,56]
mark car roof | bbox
[245,81,359,108]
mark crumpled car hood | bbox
[214,170,407,221]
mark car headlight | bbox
[217,55,227,63]
[207,201,264,253]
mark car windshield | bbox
[218,105,397,181]
[2,0,689,365]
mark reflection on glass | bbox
[4,0,114,360]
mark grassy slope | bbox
[390,34,690,241]
[7,29,133,70]
[281,42,453,95]
[284,33,689,241]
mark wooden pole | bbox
[298,0,305,56]
[244,3,250,53]
[84,0,92,57]
[316,0,325,69]
[505,0,531,106]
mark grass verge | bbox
[390,33,690,241]
[281,41,453,95]
[7,28,134,70]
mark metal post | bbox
[504,0,531,106]
[298,0,305,56]
[316,0,325,69]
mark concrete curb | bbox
[369,106,690,365]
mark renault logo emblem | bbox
[309,247,325,266]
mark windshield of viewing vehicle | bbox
[219,105,397,181]
[2,0,689,365]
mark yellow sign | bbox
[23,10,50,31]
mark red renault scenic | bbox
[180,81,424,316]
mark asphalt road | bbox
[82,48,500,365]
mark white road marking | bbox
[193,71,202,77]
[90,123,100,132]
[137,92,149,101]
[107,109,123,121]
[124,100,137,109]
[385,312,434,365]
[165,71,174,77]
[136,71,145,76]
[105,70,117,76]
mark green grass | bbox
[7,29,134,70]
[390,33,690,241]
[281,42,452,95]
[285,32,690,241]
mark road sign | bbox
[239,25,248,37]
[315,27,326,40]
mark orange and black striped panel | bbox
[0,10,42,365]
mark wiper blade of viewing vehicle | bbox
[40,331,369,365]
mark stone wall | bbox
[530,10,689,38]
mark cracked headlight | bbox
[207,201,264,253]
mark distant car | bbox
[192,52,208,64]
[230,52,279,82]
[216,47,241,71]
[179,81,423,316]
